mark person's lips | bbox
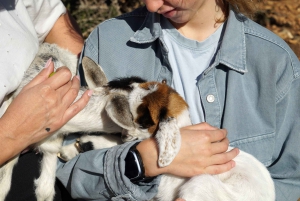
[161,8,177,18]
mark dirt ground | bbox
[255,0,300,59]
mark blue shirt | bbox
[57,6,300,201]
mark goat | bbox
[0,43,275,201]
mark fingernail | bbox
[44,57,52,68]
[76,75,80,80]
[232,160,236,168]
[88,90,93,96]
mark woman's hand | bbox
[137,122,239,178]
[0,59,92,164]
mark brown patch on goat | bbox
[136,82,188,135]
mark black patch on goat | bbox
[80,141,94,152]
[107,76,146,91]
[136,105,155,129]
[159,106,168,121]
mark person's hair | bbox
[217,0,262,22]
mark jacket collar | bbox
[130,10,162,44]
[130,7,248,73]
[216,8,248,73]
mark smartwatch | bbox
[124,142,153,183]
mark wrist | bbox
[136,138,167,177]
[0,118,29,152]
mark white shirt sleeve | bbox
[22,0,67,43]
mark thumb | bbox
[23,58,54,90]
[175,199,185,201]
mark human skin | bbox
[0,12,90,166]
[137,123,238,178]
[144,0,226,41]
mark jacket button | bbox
[162,79,167,84]
[206,95,215,103]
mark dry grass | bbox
[62,0,142,38]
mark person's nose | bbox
[143,0,164,13]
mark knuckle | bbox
[201,133,211,142]
[209,167,219,175]
[221,128,227,137]
[221,141,229,151]
[69,87,79,97]
[202,148,212,156]
[201,122,212,129]
[40,85,51,94]
[59,67,72,78]
[71,105,80,114]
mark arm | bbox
[56,123,238,200]
[44,11,84,56]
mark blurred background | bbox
[62,0,300,59]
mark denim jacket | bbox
[57,6,300,201]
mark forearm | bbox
[0,118,30,165]
[44,12,84,56]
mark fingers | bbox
[23,58,54,90]
[210,137,229,153]
[61,89,93,123]
[61,76,80,108]
[207,129,227,142]
[210,148,239,166]
[205,159,236,175]
[56,81,73,99]
[45,66,72,90]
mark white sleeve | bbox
[22,0,67,43]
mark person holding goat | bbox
[57,0,300,200]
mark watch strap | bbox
[125,142,153,183]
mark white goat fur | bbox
[0,44,275,201]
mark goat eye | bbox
[139,125,146,129]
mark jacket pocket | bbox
[230,132,275,166]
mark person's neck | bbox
[170,2,226,42]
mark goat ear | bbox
[105,94,135,130]
[155,117,181,167]
[82,56,108,89]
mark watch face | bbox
[125,150,142,180]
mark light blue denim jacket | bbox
[57,6,300,201]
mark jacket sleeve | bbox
[268,58,300,200]
[56,135,160,201]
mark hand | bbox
[0,60,92,163]
[137,122,239,177]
